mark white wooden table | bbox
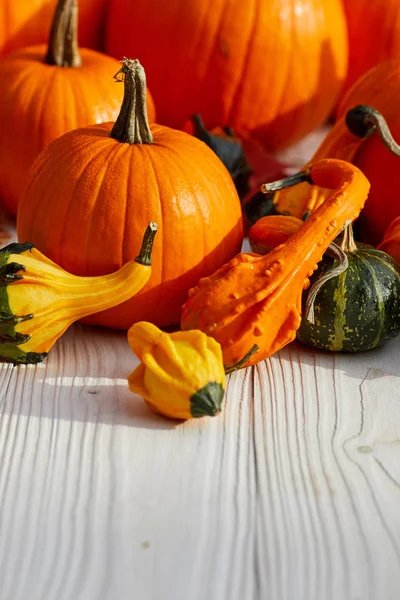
[1,326,399,600]
[1,130,400,599]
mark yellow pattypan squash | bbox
[127,322,226,420]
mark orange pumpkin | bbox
[378,217,400,265]
[0,0,156,215]
[0,0,107,56]
[17,59,243,330]
[260,62,400,245]
[249,215,303,254]
[337,62,400,245]
[105,0,348,152]
[341,0,400,100]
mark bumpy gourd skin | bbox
[128,322,226,420]
[0,223,157,365]
[181,159,371,369]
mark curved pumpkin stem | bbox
[45,0,81,68]
[111,58,153,145]
[346,105,400,156]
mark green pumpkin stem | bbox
[346,105,400,156]
[111,58,153,145]
[45,0,81,68]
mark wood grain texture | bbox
[0,324,399,600]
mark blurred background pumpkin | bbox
[340,0,400,102]
[105,0,348,152]
[0,0,107,56]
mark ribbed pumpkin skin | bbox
[297,246,400,352]
[105,0,348,151]
[378,217,400,266]
[341,0,400,101]
[0,0,107,56]
[0,47,156,215]
[17,123,243,329]
[337,60,400,246]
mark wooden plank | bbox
[1,325,399,600]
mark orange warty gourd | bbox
[378,217,400,265]
[17,59,243,330]
[0,0,107,56]
[341,0,400,100]
[181,159,370,369]
[105,0,348,152]
[0,0,156,215]
[264,62,400,246]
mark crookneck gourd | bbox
[245,104,400,231]
[297,224,400,351]
[253,61,400,246]
[181,159,370,370]
[127,322,226,420]
[17,58,243,330]
[0,0,155,215]
[0,223,157,365]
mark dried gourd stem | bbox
[135,222,158,266]
[304,241,348,324]
[261,168,313,194]
[253,170,314,226]
[224,344,259,374]
[45,0,81,68]
[339,221,358,253]
[111,58,153,145]
[346,105,400,156]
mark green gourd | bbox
[297,225,400,352]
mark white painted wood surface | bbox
[0,326,399,600]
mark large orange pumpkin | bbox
[0,0,107,56]
[341,0,400,101]
[0,0,156,215]
[17,59,243,330]
[105,0,348,152]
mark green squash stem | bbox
[45,0,81,68]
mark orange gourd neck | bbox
[110,58,153,145]
[45,0,82,68]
